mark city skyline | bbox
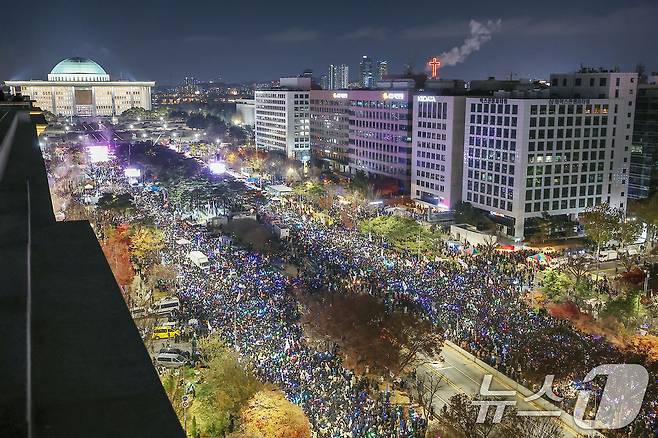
[2,0,658,85]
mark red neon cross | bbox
[428,57,441,79]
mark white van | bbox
[188,251,210,270]
[129,306,148,319]
[155,352,187,368]
[599,250,619,262]
[152,297,180,315]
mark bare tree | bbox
[558,253,592,286]
[300,293,444,377]
[503,415,565,438]
[436,393,514,438]
[412,371,445,419]
[618,251,639,273]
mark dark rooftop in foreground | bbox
[0,101,184,437]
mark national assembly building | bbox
[5,57,155,117]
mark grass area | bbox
[358,215,443,256]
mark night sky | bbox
[3,0,657,85]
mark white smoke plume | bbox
[439,19,502,66]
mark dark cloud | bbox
[266,28,320,43]
[341,27,388,40]
[183,35,228,44]
[0,0,656,84]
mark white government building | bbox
[5,57,155,116]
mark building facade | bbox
[348,90,413,190]
[463,74,636,239]
[629,76,658,199]
[235,98,255,127]
[254,78,310,160]
[550,70,638,211]
[309,90,351,172]
[328,64,349,90]
[411,94,466,210]
[359,56,374,88]
[5,57,154,117]
[377,61,388,82]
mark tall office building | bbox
[462,69,637,239]
[349,89,413,190]
[411,94,466,210]
[309,90,351,172]
[5,57,154,117]
[319,75,329,90]
[182,76,198,94]
[359,56,374,88]
[629,74,658,199]
[254,77,311,160]
[328,64,349,90]
[377,61,389,82]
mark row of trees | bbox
[164,334,311,438]
[581,203,643,264]
[431,393,564,438]
[100,222,165,297]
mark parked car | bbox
[158,347,191,359]
[155,352,187,368]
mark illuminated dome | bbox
[48,57,110,82]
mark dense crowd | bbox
[261,199,658,435]
[85,153,656,436]
[134,190,427,437]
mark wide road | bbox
[417,343,600,437]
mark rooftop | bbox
[0,102,183,438]
[50,57,107,76]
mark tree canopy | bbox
[237,389,311,438]
[358,215,443,256]
[300,293,443,376]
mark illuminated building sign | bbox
[548,98,591,105]
[428,57,441,79]
[479,98,508,104]
[332,92,348,99]
[382,92,405,100]
[417,95,437,103]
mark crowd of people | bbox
[81,149,657,436]
[133,189,428,437]
[260,198,658,435]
